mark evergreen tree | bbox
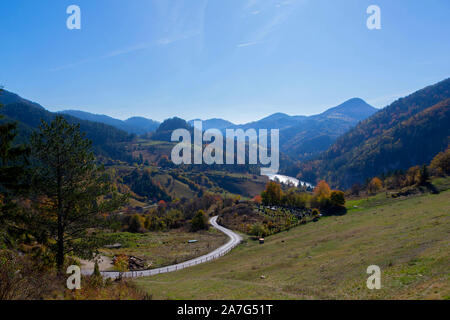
[419,164,430,186]
[30,116,127,272]
[0,88,29,245]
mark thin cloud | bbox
[157,30,200,46]
[49,31,199,72]
[49,58,94,72]
[103,43,152,58]
[240,0,304,46]
[237,41,261,48]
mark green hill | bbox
[134,184,450,299]
[0,90,135,162]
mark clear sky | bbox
[0,0,449,123]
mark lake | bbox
[265,174,313,188]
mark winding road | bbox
[82,216,242,279]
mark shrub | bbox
[0,250,57,300]
[128,214,145,233]
[330,190,345,207]
[312,208,321,219]
[191,210,208,232]
[249,223,268,237]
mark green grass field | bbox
[134,189,450,299]
[101,228,227,269]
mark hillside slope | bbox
[134,187,450,299]
[0,91,134,161]
[299,78,450,188]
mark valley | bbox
[134,183,450,300]
[1,78,449,301]
[1,1,449,305]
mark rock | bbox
[260,275,266,279]
[104,243,122,249]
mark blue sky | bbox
[0,0,449,123]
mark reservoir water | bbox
[265,174,313,188]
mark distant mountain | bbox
[0,90,45,110]
[151,117,192,141]
[123,117,160,134]
[233,113,308,131]
[188,118,235,131]
[299,78,450,189]
[61,110,159,135]
[312,98,377,122]
[280,98,378,160]
[0,90,134,162]
[185,99,377,162]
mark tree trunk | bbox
[56,167,64,274]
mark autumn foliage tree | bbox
[311,181,346,215]
[314,180,331,198]
[252,195,262,204]
[368,177,383,195]
[261,181,283,206]
[430,146,450,176]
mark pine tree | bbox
[30,116,127,272]
[419,165,430,186]
[0,88,29,245]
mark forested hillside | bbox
[299,78,450,188]
[61,110,160,135]
[0,90,134,162]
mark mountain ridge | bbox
[0,90,134,162]
[298,78,450,188]
[61,110,160,135]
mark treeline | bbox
[350,145,450,196]
[260,180,346,215]
[110,194,220,233]
[122,169,172,202]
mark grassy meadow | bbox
[134,189,450,299]
[99,228,228,270]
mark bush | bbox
[128,214,145,233]
[249,223,268,237]
[330,190,345,207]
[191,210,208,232]
[0,250,57,300]
[312,208,321,219]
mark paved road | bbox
[82,216,242,279]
